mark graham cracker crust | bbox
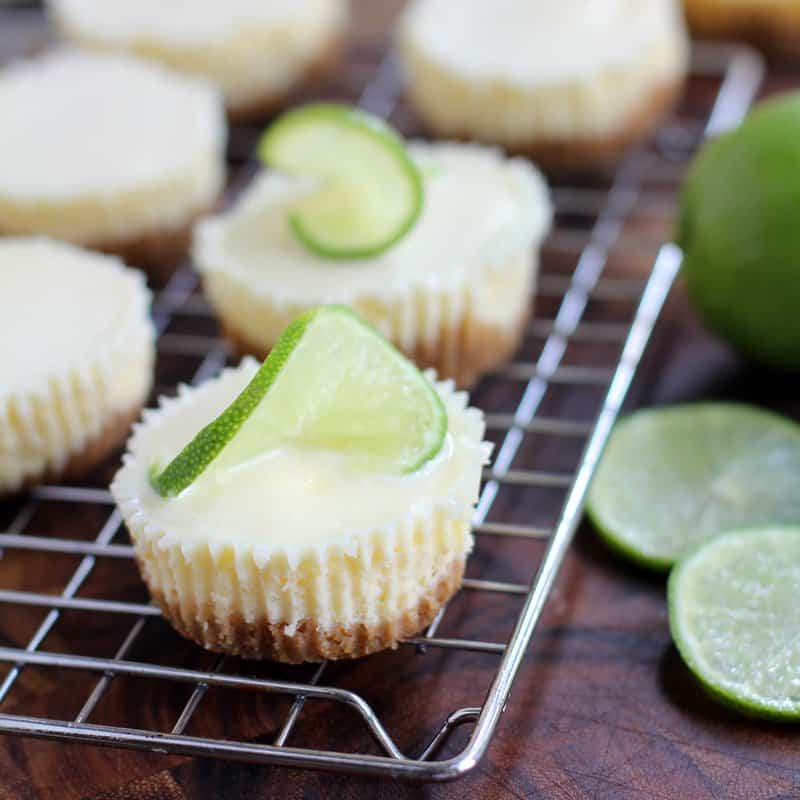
[221,307,529,389]
[683,0,800,64]
[149,557,465,663]
[90,206,212,287]
[2,402,142,498]
[426,80,684,174]
[226,36,343,123]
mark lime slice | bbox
[587,404,800,570]
[669,526,800,721]
[151,305,446,497]
[257,103,424,259]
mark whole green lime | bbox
[678,92,800,371]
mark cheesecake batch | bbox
[3,0,800,791]
[1,0,707,665]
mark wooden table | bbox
[0,4,798,799]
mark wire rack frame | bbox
[0,43,763,782]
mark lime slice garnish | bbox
[587,404,800,570]
[669,526,800,721]
[257,103,424,259]
[151,305,447,497]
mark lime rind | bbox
[210,304,447,476]
[668,526,800,722]
[586,403,800,570]
[257,103,424,260]
[151,309,314,497]
[151,305,447,498]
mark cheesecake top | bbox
[0,238,151,397]
[0,49,224,201]
[50,0,344,45]
[193,142,551,305]
[400,0,687,84]
[112,359,490,563]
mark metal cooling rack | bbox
[0,42,763,782]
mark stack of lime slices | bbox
[588,404,800,720]
[151,305,447,498]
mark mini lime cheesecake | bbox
[49,0,348,120]
[397,0,689,171]
[112,307,490,662]
[0,49,225,281]
[1,238,155,494]
[194,104,552,387]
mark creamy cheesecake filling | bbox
[399,0,688,141]
[195,143,551,315]
[0,50,225,243]
[0,154,222,244]
[112,360,490,629]
[401,0,687,85]
[195,142,549,386]
[115,359,487,559]
[0,239,155,490]
[203,249,534,357]
[401,40,685,141]
[50,0,347,111]
[1,239,152,403]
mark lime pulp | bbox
[669,526,800,721]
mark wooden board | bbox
[0,4,798,799]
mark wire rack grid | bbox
[0,41,763,782]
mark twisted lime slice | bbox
[669,526,800,721]
[151,306,446,497]
[257,103,423,259]
[587,404,800,570]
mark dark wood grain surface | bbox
[1,4,799,799]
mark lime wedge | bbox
[587,404,800,570]
[151,305,447,497]
[257,103,424,259]
[669,526,800,721]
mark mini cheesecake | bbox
[0,238,155,495]
[683,0,800,63]
[397,0,689,171]
[112,359,490,662]
[0,49,226,282]
[49,0,348,121]
[194,142,552,387]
